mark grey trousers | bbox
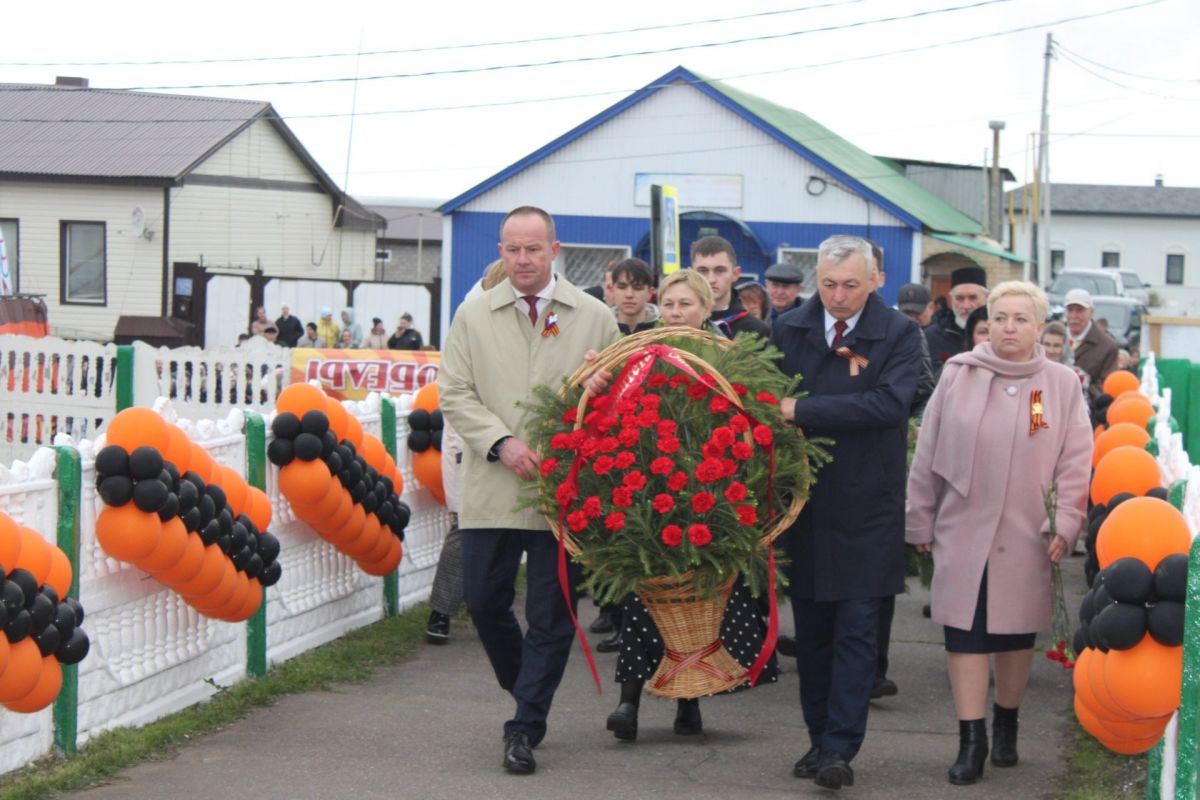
[429,515,464,616]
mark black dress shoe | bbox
[425,611,450,645]
[948,718,988,785]
[607,702,639,741]
[595,631,622,653]
[674,698,703,735]
[815,752,854,790]
[776,635,798,658]
[793,746,822,779]
[589,611,615,634]
[870,677,898,698]
[502,731,536,774]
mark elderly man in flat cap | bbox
[924,266,988,383]
[764,262,807,324]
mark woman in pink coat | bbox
[906,281,1092,786]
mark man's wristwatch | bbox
[486,436,512,463]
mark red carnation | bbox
[695,458,725,483]
[669,374,691,389]
[614,451,637,469]
[735,505,758,526]
[636,409,660,428]
[709,395,732,414]
[556,483,578,506]
[648,373,669,388]
[662,525,684,547]
[639,394,661,411]
[612,487,634,508]
[582,496,602,519]
[604,512,626,531]
[702,442,724,460]
[724,482,747,503]
[579,437,600,459]
[730,382,748,397]
[568,430,588,449]
[598,436,620,453]
[592,456,615,476]
[666,471,689,492]
[622,470,647,491]
[652,493,675,513]
[589,394,610,411]
[711,426,735,448]
[752,425,774,446]
[650,456,675,475]
[729,414,750,434]
[567,511,589,532]
[657,436,681,454]
[550,433,573,451]
[720,458,738,478]
[755,391,779,405]
[656,419,678,437]
[595,414,618,433]
[539,458,559,477]
[617,426,641,447]
[686,382,710,401]
[732,441,754,460]
[617,399,639,417]
[562,408,578,425]
[691,491,716,513]
[688,524,713,547]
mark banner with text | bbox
[291,349,440,401]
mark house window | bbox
[0,219,17,293]
[554,244,631,289]
[61,221,106,304]
[1166,254,1185,285]
[1050,250,1065,277]
[1101,251,1120,268]
[776,247,820,296]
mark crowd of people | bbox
[238,305,425,350]
[435,206,1119,789]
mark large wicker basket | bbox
[554,326,808,698]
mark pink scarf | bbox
[931,342,1048,496]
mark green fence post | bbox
[1173,534,1200,799]
[1147,740,1162,800]
[243,411,268,678]
[51,445,81,754]
[115,345,135,412]
[380,396,400,617]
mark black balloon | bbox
[393,502,411,530]
[232,546,254,571]
[293,433,323,461]
[163,462,180,488]
[430,408,443,431]
[98,475,135,507]
[157,492,181,521]
[340,439,357,458]
[271,412,302,441]
[0,593,7,630]
[408,408,432,431]
[1079,590,1095,624]
[56,628,90,665]
[183,471,206,494]
[53,603,77,640]
[65,597,84,626]
[1108,492,1136,510]
[8,569,37,608]
[198,494,216,523]
[1073,627,1088,658]
[350,481,368,504]
[5,608,32,642]
[1094,602,1147,651]
[267,438,295,467]
[1092,582,1114,613]
[347,462,364,485]
[41,586,58,608]
[335,445,353,466]
[217,508,234,536]
[431,429,443,452]
[35,624,61,657]
[1104,557,1154,604]
[200,519,221,546]
[321,430,337,458]
[361,492,379,513]
[129,446,165,480]
[28,593,54,632]
[237,514,258,538]
[245,553,264,579]
[217,533,233,555]
[324,452,343,475]
[177,480,199,511]
[133,478,169,513]
[1148,601,1185,647]
[1146,486,1170,502]
[1088,503,1108,523]
[1154,554,1189,603]
[1088,616,1111,653]
[230,522,249,551]
[205,484,227,512]
[181,506,203,532]
[407,429,432,452]
[259,560,282,587]
[95,445,131,478]
[300,410,330,438]
[258,533,280,564]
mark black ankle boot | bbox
[606,680,643,741]
[992,704,1019,767]
[674,698,703,735]
[948,718,988,785]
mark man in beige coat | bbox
[439,206,620,775]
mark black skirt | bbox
[944,567,1037,654]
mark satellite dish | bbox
[131,207,145,238]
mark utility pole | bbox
[989,120,1006,241]
[1031,33,1054,286]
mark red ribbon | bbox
[654,639,735,690]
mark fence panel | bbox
[0,448,65,776]
[132,340,290,423]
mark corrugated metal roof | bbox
[1009,183,1200,217]
[930,233,1027,264]
[0,83,268,179]
[366,203,444,241]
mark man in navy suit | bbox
[772,235,922,791]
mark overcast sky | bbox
[4,0,1197,205]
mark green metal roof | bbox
[931,233,1028,264]
[701,74,984,235]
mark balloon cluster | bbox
[1075,554,1186,653]
[407,384,445,506]
[1089,371,1153,433]
[268,383,408,576]
[94,408,278,623]
[1,514,90,714]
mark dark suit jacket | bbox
[770,293,923,602]
[1073,323,1119,403]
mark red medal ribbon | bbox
[1029,389,1050,436]
[834,346,869,376]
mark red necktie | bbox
[522,295,540,327]
[831,319,848,348]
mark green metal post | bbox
[51,446,81,754]
[243,411,268,678]
[1173,534,1200,799]
[1147,740,1162,800]
[380,396,400,617]
[115,345,135,411]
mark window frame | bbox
[1050,249,1066,278]
[1101,251,1120,269]
[553,243,631,289]
[776,246,821,296]
[60,220,107,306]
[1166,253,1185,285]
[0,218,18,293]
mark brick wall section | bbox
[920,234,1022,285]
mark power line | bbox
[1055,46,1200,104]
[1053,41,1200,84]
[0,0,871,68]
[111,0,1019,91]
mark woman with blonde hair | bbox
[906,281,1092,785]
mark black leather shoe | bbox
[589,611,615,634]
[815,752,855,790]
[425,611,450,645]
[870,677,898,699]
[793,746,822,779]
[948,718,988,785]
[607,702,639,741]
[595,631,622,653]
[776,635,798,658]
[502,731,536,774]
[992,704,1019,767]
[673,698,703,735]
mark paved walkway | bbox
[70,559,1082,799]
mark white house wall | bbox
[189,119,316,184]
[459,80,903,229]
[0,181,164,340]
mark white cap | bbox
[1064,288,1093,309]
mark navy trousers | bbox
[793,596,881,761]
[461,528,582,745]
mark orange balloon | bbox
[163,423,192,474]
[188,443,216,483]
[1086,648,1124,718]
[95,504,163,563]
[135,517,189,575]
[291,480,342,520]
[359,435,388,474]
[1101,732,1165,755]
[413,382,439,412]
[392,468,405,499]
[3,656,62,714]
[0,639,44,703]
[43,547,73,599]
[0,513,21,572]
[361,521,393,564]
[155,533,206,588]
[215,572,251,621]
[412,449,445,505]
[279,459,333,505]
[359,535,402,576]
[176,544,230,598]
[1097,496,1190,571]
[1093,422,1151,467]
[247,488,272,533]
[15,527,53,586]
[343,517,383,560]
[1104,636,1183,719]
[0,636,9,678]
[276,382,328,420]
[1090,446,1162,506]
[230,579,264,621]
[343,414,364,451]
[1106,395,1155,429]
[326,490,355,531]
[217,465,249,517]
[1103,371,1141,398]
[190,562,238,616]
[106,407,169,454]
[324,396,350,442]
[1075,693,1118,744]
[1094,424,1107,441]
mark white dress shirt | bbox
[824,307,865,347]
[511,274,558,322]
